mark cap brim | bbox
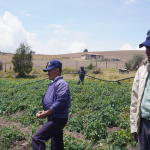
[43,66,55,72]
[139,40,150,48]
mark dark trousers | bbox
[32,118,68,150]
[78,77,84,85]
[138,118,150,150]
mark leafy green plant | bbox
[66,116,83,132]
[82,121,107,141]
[0,127,25,149]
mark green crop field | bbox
[0,79,137,150]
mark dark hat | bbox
[43,60,62,72]
[139,30,150,48]
[80,66,84,68]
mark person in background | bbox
[77,66,86,85]
[130,30,150,149]
[32,60,71,150]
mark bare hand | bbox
[36,110,47,119]
[132,132,138,143]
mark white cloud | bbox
[0,11,87,55]
[125,0,136,4]
[120,43,146,50]
[17,11,31,16]
[46,39,87,54]
[0,11,36,53]
[120,44,134,50]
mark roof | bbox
[81,53,103,56]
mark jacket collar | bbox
[143,59,150,65]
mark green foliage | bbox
[64,135,93,150]
[82,121,107,141]
[0,79,137,149]
[12,42,33,77]
[105,128,137,149]
[66,116,83,132]
[125,54,144,70]
[85,62,95,70]
[0,127,25,149]
[83,49,88,52]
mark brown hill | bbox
[50,50,146,61]
[0,50,146,69]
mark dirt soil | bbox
[0,117,128,150]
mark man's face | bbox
[146,46,150,61]
[47,68,59,80]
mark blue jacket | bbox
[42,76,71,119]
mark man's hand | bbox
[36,110,47,119]
[132,132,138,143]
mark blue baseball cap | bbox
[80,66,84,68]
[139,30,150,48]
[43,60,62,72]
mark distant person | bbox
[32,60,71,150]
[130,30,150,149]
[77,66,86,85]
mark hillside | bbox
[0,50,146,69]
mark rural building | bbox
[81,53,104,60]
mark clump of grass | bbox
[62,67,78,74]
[92,68,103,74]
[3,74,14,79]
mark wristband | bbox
[45,111,48,117]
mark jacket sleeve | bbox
[130,69,139,133]
[50,82,70,113]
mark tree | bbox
[12,42,33,77]
[125,54,144,70]
[84,49,88,52]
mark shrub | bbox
[12,42,33,77]
[92,68,103,74]
[125,54,144,70]
[85,62,95,70]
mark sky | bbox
[0,0,149,55]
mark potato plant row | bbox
[0,79,137,149]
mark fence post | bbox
[76,61,77,68]
[10,65,12,70]
[116,63,118,69]
[96,59,97,68]
[106,60,107,68]
[5,63,6,72]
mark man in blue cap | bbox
[77,66,86,85]
[130,30,150,149]
[32,60,71,150]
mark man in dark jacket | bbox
[32,60,71,150]
[77,66,86,85]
